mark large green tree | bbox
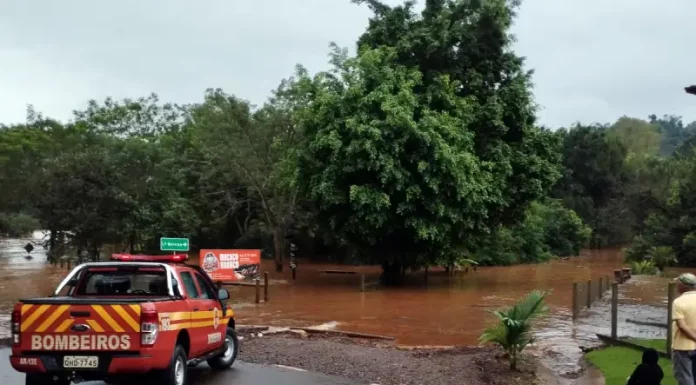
[295,0,560,282]
[189,78,309,271]
[552,125,630,246]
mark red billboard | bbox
[199,249,261,282]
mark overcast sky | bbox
[0,0,694,128]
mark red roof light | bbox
[111,254,189,263]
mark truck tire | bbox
[25,373,70,385]
[207,327,238,370]
[152,344,188,385]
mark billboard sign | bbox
[199,249,261,281]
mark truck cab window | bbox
[194,273,216,299]
[180,272,199,299]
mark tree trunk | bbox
[76,244,83,265]
[129,232,136,254]
[509,350,517,371]
[47,229,56,263]
[381,261,404,286]
[273,226,283,272]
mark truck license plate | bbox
[63,356,98,369]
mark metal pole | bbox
[587,279,592,308]
[360,274,366,292]
[611,283,618,339]
[667,282,676,353]
[255,278,260,304]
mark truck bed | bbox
[20,296,173,304]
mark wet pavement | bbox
[0,348,361,385]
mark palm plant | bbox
[479,290,549,370]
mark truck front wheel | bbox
[25,373,70,385]
[207,327,238,370]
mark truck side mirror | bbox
[218,288,230,300]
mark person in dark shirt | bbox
[627,348,663,385]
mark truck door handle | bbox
[193,307,199,311]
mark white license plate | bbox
[63,356,98,369]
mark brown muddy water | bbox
[0,234,686,382]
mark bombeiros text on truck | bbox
[9,253,239,385]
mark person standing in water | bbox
[672,273,696,385]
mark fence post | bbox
[667,282,676,354]
[597,278,602,300]
[587,279,592,308]
[255,278,260,304]
[611,283,618,339]
[67,259,71,270]
[572,282,580,320]
[614,270,623,284]
[264,272,269,302]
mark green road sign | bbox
[160,237,189,251]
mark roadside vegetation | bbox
[2,0,696,279]
[586,339,675,385]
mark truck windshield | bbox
[76,269,168,296]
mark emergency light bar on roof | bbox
[110,254,189,263]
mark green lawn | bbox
[626,338,668,353]
[586,339,675,385]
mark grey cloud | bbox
[1,0,694,127]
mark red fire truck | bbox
[9,254,238,385]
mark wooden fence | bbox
[604,282,676,354]
[572,268,633,320]
[220,272,269,304]
[321,270,380,292]
[572,275,612,320]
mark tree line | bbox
[0,0,693,280]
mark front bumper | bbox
[11,353,155,375]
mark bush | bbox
[0,212,39,237]
[480,290,549,370]
[650,246,676,271]
[630,260,658,275]
[472,200,592,265]
[536,200,592,256]
[624,235,652,262]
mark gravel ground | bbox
[238,332,540,385]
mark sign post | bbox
[160,237,189,252]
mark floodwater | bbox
[0,234,685,382]
[226,249,627,346]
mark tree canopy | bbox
[4,0,695,280]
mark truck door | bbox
[178,271,208,357]
[192,272,225,353]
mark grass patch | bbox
[625,338,668,353]
[586,340,675,385]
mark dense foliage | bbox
[3,0,695,278]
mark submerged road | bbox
[0,349,361,385]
